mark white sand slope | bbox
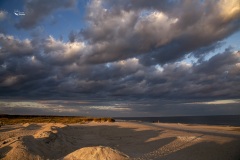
[63,146,129,160]
[0,122,240,160]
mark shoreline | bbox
[114,115,240,127]
[115,119,240,128]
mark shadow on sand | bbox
[0,146,12,159]
[160,140,240,160]
[19,124,174,159]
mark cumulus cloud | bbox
[40,36,85,65]
[15,0,76,29]
[0,34,34,58]
[1,32,239,101]
[79,0,240,65]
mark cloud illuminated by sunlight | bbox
[89,106,131,111]
[185,99,240,105]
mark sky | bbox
[0,0,240,117]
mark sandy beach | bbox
[1,121,240,160]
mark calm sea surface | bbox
[115,115,240,126]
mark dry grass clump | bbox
[92,118,115,123]
[0,115,115,125]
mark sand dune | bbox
[0,122,240,160]
[64,146,129,160]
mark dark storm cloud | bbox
[1,32,239,101]
[191,41,225,59]
[193,47,239,74]
[15,0,76,29]
[80,0,240,65]
[0,34,34,60]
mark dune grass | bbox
[0,115,115,125]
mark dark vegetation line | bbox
[0,114,115,125]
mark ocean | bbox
[115,115,240,127]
